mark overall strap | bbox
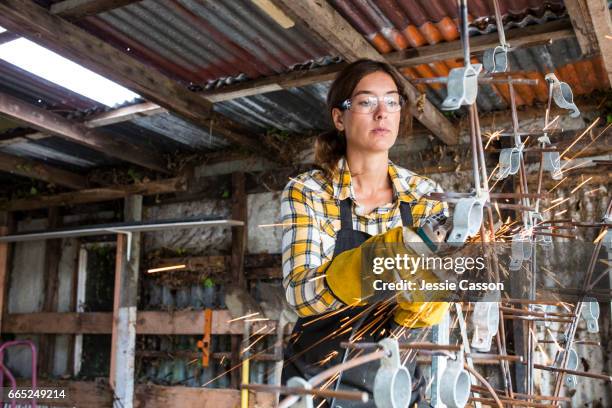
[339,198,354,231]
[399,201,414,227]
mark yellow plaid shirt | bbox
[281,158,448,317]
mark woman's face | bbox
[332,71,402,154]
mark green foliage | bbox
[202,277,215,288]
[127,167,142,183]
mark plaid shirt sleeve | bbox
[281,173,449,318]
[280,178,342,317]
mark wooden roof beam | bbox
[273,0,459,144]
[565,1,612,85]
[50,0,143,19]
[0,151,89,189]
[0,91,168,172]
[0,0,280,160]
[2,176,187,212]
[0,102,168,147]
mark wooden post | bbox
[231,172,247,287]
[110,195,142,408]
[230,173,247,389]
[0,211,12,334]
[39,207,62,376]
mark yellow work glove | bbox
[324,226,407,305]
[324,226,450,327]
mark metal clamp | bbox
[581,297,600,334]
[509,233,533,271]
[286,377,314,408]
[374,338,412,408]
[440,348,471,408]
[448,195,487,246]
[471,302,500,352]
[545,73,580,118]
[442,64,483,110]
[531,212,553,248]
[483,45,509,73]
[542,151,562,180]
[555,348,579,388]
[496,145,523,180]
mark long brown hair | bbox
[314,59,409,178]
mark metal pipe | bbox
[410,77,538,85]
[278,350,387,408]
[464,364,504,408]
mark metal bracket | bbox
[448,194,487,246]
[442,64,483,110]
[471,302,500,352]
[509,233,533,271]
[496,144,523,180]
[374,338,412,408]
[107,228,133,261]
[581,297,600,334]
[545,73,580,118]
[286,377,314,408]
[531,212,553,248]
[483,45,509,73]
[555,348,579,388]
[542,151,562,180]
[440,348,471,408]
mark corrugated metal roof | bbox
[1,136,120,171]
[0,0,609,182]
[213,82,330,133]
[0,59,103,111]
[328,0,566,51]
[77,0,335,85]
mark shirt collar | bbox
[332,157,418,204]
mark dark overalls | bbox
[282,198,425,407]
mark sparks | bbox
[570,177,592,194]
[227,312,260,323]
[542,197,570,213]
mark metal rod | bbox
[491,0,507,47]
[339,341,461,352]
[243,384,368,401]
[469,397,554,408]
[410,77,538,85]
[529,363,612,382]
[471,385,571,402]
[503,315,573,323]
[499,306,573,318]
[464,364,504,408]
[278,350,387,408]
[459,0,470,64]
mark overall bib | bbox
[282,198,426,407]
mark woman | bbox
[280,59,449,407]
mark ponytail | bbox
[314,129,346,178]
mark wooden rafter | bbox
[1,176,187,211]
[0,151,89,189]
[50,0,142,19]
[0,0,280,159]
[565,0,612,85]
[273,0,460,144]
[0,91,168,172]
[3,310,274,335]
[0,102,167,148]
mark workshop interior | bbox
[0,0,611,407]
